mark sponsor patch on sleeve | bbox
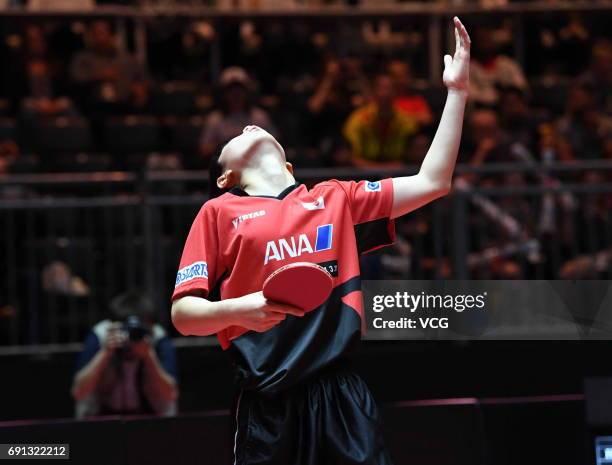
[175,261,208,287]
[364,181,382,192]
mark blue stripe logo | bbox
[315,224,333,251]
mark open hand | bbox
[443,17,471,92]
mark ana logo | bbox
[232,210,266,229]
[175,261,208,287]
[301,196,325,211]
[264,224,333,265]
[365,181,381,192]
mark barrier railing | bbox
[1,160,611,347]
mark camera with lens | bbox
[123,315,151,342]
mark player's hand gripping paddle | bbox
[262,262,333,312]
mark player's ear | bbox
[286,162,294,175]
[217,169,238,189]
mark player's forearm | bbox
[71,349,113,400]
[418,89,468,190]
[171,296,239,336]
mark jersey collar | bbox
[229,182,300,200]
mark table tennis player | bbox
[171,17,471,465]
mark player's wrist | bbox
[215,297,246,327]
[446,87,469,99]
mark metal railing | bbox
[1,160,612,347]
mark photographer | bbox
[71,291,178,418]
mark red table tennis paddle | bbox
[262,262,333,312]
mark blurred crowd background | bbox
[0,5,609,173]
[0,1,610,348]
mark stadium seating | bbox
[530,78,569,115]
[167,116,206,157]
[0,117,16,141]
[104,115,161,154]
[30,116,93,154]
[152,82,198,116]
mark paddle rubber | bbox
[262,262,333,312]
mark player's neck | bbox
[240,171,295,197]
[240,153,295,197]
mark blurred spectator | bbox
[72,291,178,418]
[557,13,591,76]
[405,133,432,166]
[461,108,513,186]
[342,56,371,107]
[42,261,89,297]
[69,21,148,115]
[560,250,612,279]
[469,26,528,106]
[557,82,612,160]
[498,86,541,150]
[561,167,612,279]
[465,109,508,164]
[328,139,354,167]
[307,56,369,145]
[199,66,275,160]
[578,39,612,115]
[537,122,573,164]
[0,141,18,175]
[9,25,77,119]
[343,73,418,165]
[605,136,612,163]
[387,59,432,127]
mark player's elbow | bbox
[171,300,190,336]
[435,182,452,197]
[418,173,451,200]
[429,181,451,199]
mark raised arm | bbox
[391,17,471,219]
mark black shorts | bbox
[232,369,394,465]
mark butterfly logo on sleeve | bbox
[365,181,381,192]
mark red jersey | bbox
[172,179,395,393]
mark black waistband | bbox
[247,357,355,399]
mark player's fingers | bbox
[264,301,304,316]
[263,312,287,323]
[454,26,460,52]
[269,304,306,317]
[455,17,471,48]
[254,320,282,332]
